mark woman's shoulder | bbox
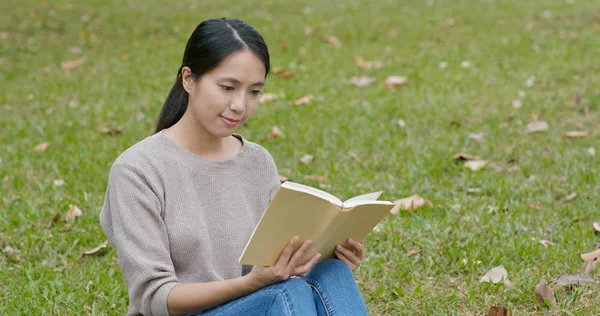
[110,132,165,173]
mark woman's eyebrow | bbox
[221,77,264,87]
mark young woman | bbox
[100,18,369,316]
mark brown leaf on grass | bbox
[279,175,289,182]
[593,222,600,233]
[279,70,296,79]
[390,195,433,214]
[406,249,421,257]
[579,261,597,275]
[2,246,21,261]
[589,147,596,156]
[467,188,482,194]
[539,239,555,248]
[4,105,12,112]
[465,160,487,171]
[486,306,507,316]
[564,131,587,138]
[529,202,544,210]
[452,152,480,161]
[136,109,145,121]
[564,192,577,202]
[553,274,599,286]
[480,266,509,284]
[526,120,549,133]
[349,76,376,88]
[468,133,484,142]
[534,279,556,308]
[324,35,342,47]
[60,57,87,70]
[300,154,314,164]
[260,126,283,142]
[294,95,313,105]
[82,240,109,256]
[65,204,82,222]
[354,56,383,70]
[97,122,123,136]
[303,175,328,182]
[565,92,581,107]
[259,93,278,103]
[581,249,600,262]
[271,67,284,74]
[34,142,51,152]
[383,76,408,89]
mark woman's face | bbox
[182,50,266,138]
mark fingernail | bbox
[316,253,321,259]
[292,236,299,243]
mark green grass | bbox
[1,0,599,314]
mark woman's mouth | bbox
[220,116,242,127]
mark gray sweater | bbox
[99,131,281,315]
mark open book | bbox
[239,181,394,266]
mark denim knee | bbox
[315,259,351,272]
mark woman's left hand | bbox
[335,238,363,270]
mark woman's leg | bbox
[303,259,369,316]
[188,277,318,316]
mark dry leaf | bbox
[300,154,314,164]
[82,241,109,256]
[406,249,421,257]
[553,274,599,286]
[525,76,536,87]
[526,121,549,133]
[534,279,556,308]
[279,175,289,182]
[467,188,482,194]
[303,175,327,182]
[539,239,555,248]
[465,160,487,171]
[271,67,284,74]
[390,195,433,214]
[97,122,123,136]
[304,27,313,35]
[480,266,509,284]
[350,76,376,88]
[34,142,51,152]
[564,192,577,202]
[565,92,581,107]
[593,222,600,233]
[4,105,12,112]
[486,306,507,316]
[354,56,383,70]
[65,204,82,222]
[136,110,145,121]
[439,61,448,69]
[512,99,523,109]
[270,126,283,138]
[294,95,313,105]
[564,131,587,138]
[468,133,484,142]
[280,70,296,79]
[581,249,600,262]
[324,35,342,47]
[383,76,408,89]
[452,152,480,161]
[588,147,596,156]
[260,93,278,103]
[60,57,87,70]
[579,261,596,275]
[460,61,471,68]
[397,119,406,127]
[53,179,65,187]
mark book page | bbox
[342,191,383,207]
[282,181,342,207]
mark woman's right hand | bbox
[247,236,321,288]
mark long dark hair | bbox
[155,18,270,133]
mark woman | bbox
[100,18,368,316]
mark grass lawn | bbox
[1,0,599,314]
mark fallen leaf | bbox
[445,18,456,27]
[68,46,82,54]
[65,204,82,222]
[280,70,296,79]
[383,76,408,89]
[53,179,65,187]
[390,195,433,214]
[564,92,581,107]
[294,95,313,105]
[467,188,482,194]
[279,175,289,182]
[271,67,284,74]
[588,147,596,156]
[2,246,21,260]
[4,105,12,112]
[34,142,51,152]
[529,202,544,210]
[534,279,556,308]
[82,241,109,256]
[60,57,87,70]
[324,35,342,47]
[465,160,487,171]
[136,111,145,121]
[452,152,480,161]
[525,76,536,87]
[260,126,283,142]
[526,121,549,133]
[439,61,448,69]
[97,122,123,136]
[353,56,383,70]
[564,192,577,202]
[593,222,600,233]
[553,274,599,286]
[480,266,509,284]
[300,154,314,164]
[350,76,376,88]
[579,261,596,275]
[303,175,327,182]
[512,99,523,108]
[397,119,406,127]
[460,61,471,68]
[468,133,484,142]
[539,239,555,248]
[581,249,600,262]
[564,131,587,138]
[259,93,278,103]
[304,27,313,35]
[486,306,507,316]
[406,249,421,257]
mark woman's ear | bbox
[181,66,195,94]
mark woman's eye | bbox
[250,90,262,96]
[220,85,234,91]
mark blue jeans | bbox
[189,259,368,316]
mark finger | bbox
[336,245,360,266]
[276,236,299,266]
[288,240,313,267]
[348,239,364,258]
[335,249,356,270]
[293,253,321,276]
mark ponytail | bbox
[155,68,189,133]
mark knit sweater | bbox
[99,130,281,316]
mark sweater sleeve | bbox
[262,149,282,201]
[99,163,178,316]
